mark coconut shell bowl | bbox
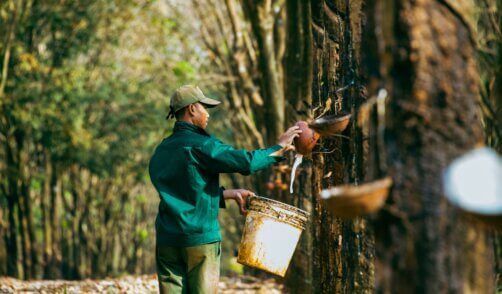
[294,121,320,156]
[308,113,352,136]
[320,177,393,219]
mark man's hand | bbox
[277,125,302,148]
[270,125,302,156]
[223,189,255,215]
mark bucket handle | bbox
[246,194,257,210]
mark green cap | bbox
[166,85,221,119]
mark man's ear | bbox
[188,104,196,116]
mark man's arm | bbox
[190,140,284,175]
[189,126,302,175]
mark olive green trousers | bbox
[156,242,221,294]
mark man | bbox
[149,85,301,293]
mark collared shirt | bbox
[149,121,285,247]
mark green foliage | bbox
[0,0,242,279]
[0,0,208,278]
[173,61,196,81]
[136,228,148,242]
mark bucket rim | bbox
[248,195,310,217]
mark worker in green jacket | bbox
[149,85,301,293]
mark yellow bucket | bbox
[237,195,309,277]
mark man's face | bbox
[191,103,210,129]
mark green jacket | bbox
[149,121,285,247]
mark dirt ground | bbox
[0,275,284,293]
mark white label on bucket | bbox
[242,214,302,275]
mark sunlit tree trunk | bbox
[242,0,285,145]
[283,0,375,291]
[308,0,374,292]
[42,150,55,278]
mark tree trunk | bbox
[6,195,19,277]
[51,172,62,277]
[363,0,496,292]
[309,0,374,292]
[20,172,37,279]
[242,0,285,145]
[4,136,19,277]
[0,204,5,275]
[282,0,314,291]
[17,190,30,279]
[42,150,54,278]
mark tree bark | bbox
[42,150,54,278]
[309,0,375,292]
[6,193,18,277]
[282,0,314,291]
[4,132,19,277]
[242,0,285,145]
[363,0,496,292]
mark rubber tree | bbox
[362,0,496,292]
[283,0,375,292]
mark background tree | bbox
[363,0,496,292]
